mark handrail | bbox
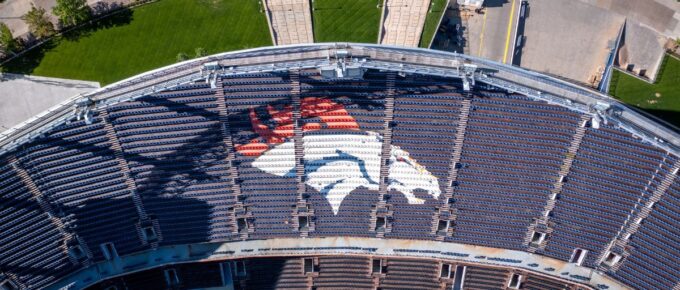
[1,43,679,157]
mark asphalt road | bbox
[466,0,520,64]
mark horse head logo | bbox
[238,97,441,214]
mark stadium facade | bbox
[0,43,678,290]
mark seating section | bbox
[225,73,299,239]
[449,92,582,250]
[15,113,145,261]
[301,72,386,236]
[521,274,572,290]
[387,76,464,240]
[611,169,680,290]
[239,257,309,290]
[0,69,678,290]
[107,82,238,245]
[379,258,443,290]
[461,266,510,289]
[0,162,76,289]
[541,125,667,267]
[314,256,374,289]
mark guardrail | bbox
[1,43,678,157]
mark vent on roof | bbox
[570,248,587,266]
[164,268,180,287]
[100,243,118,261]
[603,252,622,267]
[508,273,522,289]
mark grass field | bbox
[609,54,680,128]
[419,0,448,48]
[1,0,271,85]
[312,0,383,43]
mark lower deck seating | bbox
[314,256,373,289]
[239,258,309,290]
[0,163,77,289]
[521,275,572,290]
[461,266,510,289]
[379,259,443,290]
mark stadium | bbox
[0,42,678,290]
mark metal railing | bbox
[1,43,679,157]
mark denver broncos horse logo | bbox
[237,97,441,214]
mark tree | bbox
[53,0,91,27]
[22,5,56,39]
[176,52,189,62]
[194,47,207,58]
[0,23,19,55]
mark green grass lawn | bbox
[419,0,447,48]
[312,0,383,43]
[609,54,680,128]
[1,0,271,85]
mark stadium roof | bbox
[0,43,678,158]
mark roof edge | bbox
[1,43,678,157]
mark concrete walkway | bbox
[49,237,629,290]
[380,0,431,47]
[264,0,314,45]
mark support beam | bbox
[526,114,591,251]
